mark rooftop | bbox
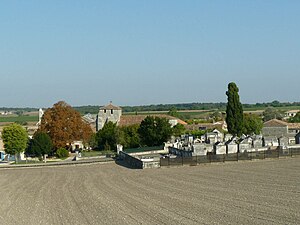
[288,123,300,130]
[263,119,300,130]
[100,103,122,111]
[263,119,288,127]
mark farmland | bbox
[0,103,299,122]
[0,115,38,123]
[0,158,299,224]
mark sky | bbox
[0,0,299,107]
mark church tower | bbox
[96,102,122,131]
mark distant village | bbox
[0,101,300,168]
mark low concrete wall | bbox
[142,160,160,169]
[119,151,161,169]
[119,151,143,169]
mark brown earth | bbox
[0,158,299,225]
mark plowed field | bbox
[0,158,299,225]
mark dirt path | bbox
[0,158,299,224]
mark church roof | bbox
[288,123,300,129]
[263,119,288,127]
[100,103,122,110]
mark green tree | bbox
[243,114,263,135]
[289,112,300,123]
[56,148,69,158]
[88,133,98,149]
[270,100,280,107]
[262,107,284,122]
[172,123,186,137]
[138,116,172,146]
[209,110,223,122]
[2,123,28,157]
[119,124,141,149]
[225,82,244,137]
[26,132,53,157]
[96,121,118,151]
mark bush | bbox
[56,148,69,158]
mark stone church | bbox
[96,102,122,131]
[95,102,187,132]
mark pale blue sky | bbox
[0,0,299,107]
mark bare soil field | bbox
[0,158,299,225]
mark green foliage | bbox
[138,116,172,146]
[2,123,28,155]
[88,133,98,149]
[189,129,207,137]
[104,141,111,151]
[172,124,186,137]
[26,132,53,157]
[118,124,141,149]
[96,123,142,150]
[56,148,69,158]
[96,122,118,151]
[0,116,38,123]
[226,82,244,137]
[262,107,284,121]
[289,112,300,123]
[243,114,263,135]
[209,110,223,122]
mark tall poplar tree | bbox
[226,82,244,137]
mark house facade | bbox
[262,119,300,144]
[262,119,288,137]
[285,110,300,118]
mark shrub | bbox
[56,148,69,158]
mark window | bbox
[111,109,113,114]
[104,109,106,113]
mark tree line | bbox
[2,100,299,115]
[91,117,185,151]
[73,101,300,114]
